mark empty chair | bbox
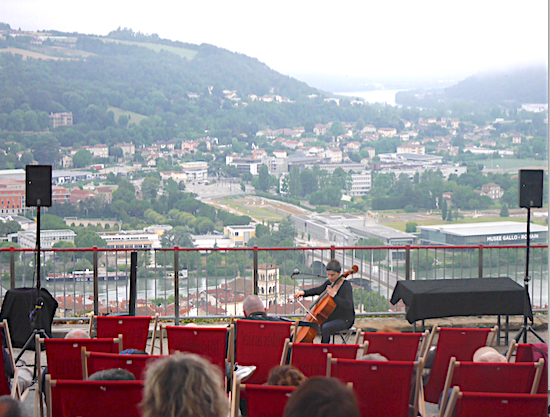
[0,320,16,398]
[513,342,548,394]
[232,319,294,384]
[423,325,497,403]
[327,355,424,417]
[442,388,548,417]
[439,357,544,416]
[91,314,158,354]
[45,375,144,417]
[231,372,296,417]
[281,338,365,377]
[361,330,427,361]
[162,325,230,373]
[82,350,166,380]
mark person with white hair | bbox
[64,329,90,339]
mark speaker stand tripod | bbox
[513,207,545,344]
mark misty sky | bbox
[1,0,548,83]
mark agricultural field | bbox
[108,107,148,125]
[214,195,310,223]
[100,38,197,60]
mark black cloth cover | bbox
[0,288,58,348]
[390,277,532,324]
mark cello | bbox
[294,265,358,343]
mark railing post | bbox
[253,246,259,295]
[405,245,411,281]
[174,248,180,326]
[330,246,336,260]
[478,245,483,278]
[93,247,98,315]
[129,252,137,316]
[9,248,15,289]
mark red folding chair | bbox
[282,338,366,377]
[0,320,15,397]
[45,376,144,417]
[327,355,423,417]
[362,331,426,361]
[162,325,230,373]
[514,342,548,394]
[82,350,166,380]
[231,373,296,417]
[92,314,158,354]
[423,326,496,403]
[439,357,545,416]
[442,389,548,417]
[232,320,293,384]
[37,335,122,417]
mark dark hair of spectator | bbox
[325,259,341,273]
[0,395,24,417]
[88,368,136,381]
[283,376,360,417]
[267,365,307,387]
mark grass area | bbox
[217,197,285,223]
[387,216,545,232]
[108,107,148,125]
[479,158,548,170]
[100,38,197,60]
[0,47,71,60]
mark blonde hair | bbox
[141,353,227,417]
[267,365,307,387]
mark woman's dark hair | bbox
[325,259,341,273]
[283,377,360,417]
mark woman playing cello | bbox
[294,259,355,343]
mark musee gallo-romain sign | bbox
[487,233,540,243]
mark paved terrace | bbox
[14,314,548,417]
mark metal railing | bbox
[0,244,547,321]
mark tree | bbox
[441,199,448,221]
[75,231,107,248]
[329,121,345,137]
[500,204,509,217]
[41,214,66,230]
[109,146,123,161]
[256,165,271,192]
[73,149,93,168]
[33,135,60,165]
[141,177,160,201]
[405,222,417,233]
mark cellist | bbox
[293,259,355,343]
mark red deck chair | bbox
[92,314,158,354]
[423,326,496,403]
[45,376,144,417]
[514,342,548,394]
[362,331,426,361]
[82,350,166,380]
[37,335,122,417]
[162,325,230,373]
[442,389,548,417]
[232,320,293,385]
[439,357,545,416]
[327,356,423,417]
[0,320,15,398]
[282,338,366,377]
[231,373,296,417]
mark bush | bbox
[405,222,417,233]
[404,205,417,213]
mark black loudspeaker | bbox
[26,165,52,207]
[518,169,543,208]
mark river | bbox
[336,89,404,106]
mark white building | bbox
[349,172,372,196]
[257,263,280,307]
[17,229,76,249]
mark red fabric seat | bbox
[164,325,228,373]
[96,316,153,352]
[362,332,423,361]
[424,327,493,403]
[288,342,363,377]
[46,378,144,417]
[241,384,296,417]
[515,343,548,394]
[83,351,166,380]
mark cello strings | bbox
[296,299,318,321]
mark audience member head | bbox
[358,353,388,361]
[88,368,136,381]
[473,346,507,363]
[243,295,265,317]
[0,395,24,417]
[141,353,227,417]
[283,376,360,417]
[64,329,90,339]
[325,259,342,273]
[267,365,307,387]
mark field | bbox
[479,158,548,171]
[100,38,197,60]
[214,195,311,223]
[0,47,72,61]
[108,107,148,125]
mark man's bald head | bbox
[243,295,265,317]
[65,329,90,339]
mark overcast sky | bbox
[2,0,548,83]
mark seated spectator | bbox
[283,376,360,417]
[267,365,306,387]
[88,368,136,381]
[472,346,506,363]
[141,353,227,417]
[0,395,24,417]
[357,353,388,361]
[64,329,90,339]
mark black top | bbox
[304,279,355,323]
[390,277,532,324]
